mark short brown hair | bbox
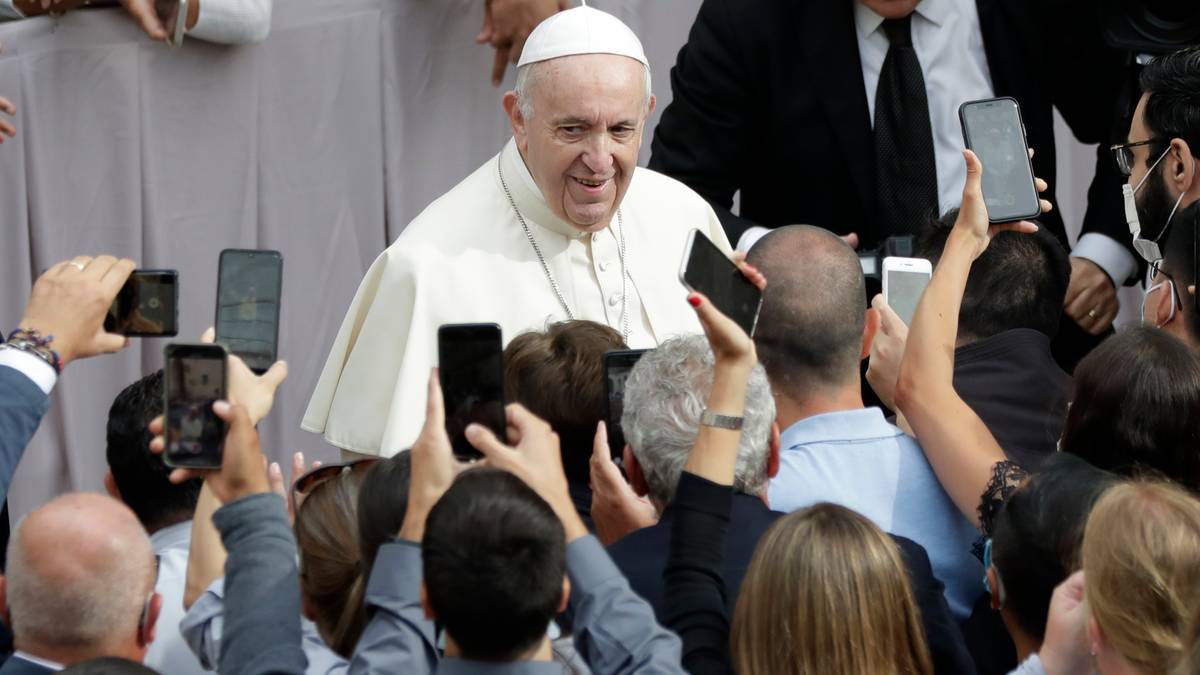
[504,320,626,484]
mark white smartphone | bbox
[155,0,188,47]
[882,256,933,326]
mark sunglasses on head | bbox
[291,458,378,502]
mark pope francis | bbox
[303,5,731,457]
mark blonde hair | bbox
[1083,481,1200,674]
[1176,605,1200,675]
[731,503,934,675]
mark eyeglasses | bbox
[291,458,378,504]
[1111,137,1166,178]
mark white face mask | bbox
[1124,147,1188,265]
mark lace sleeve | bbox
[977,460,1029,538]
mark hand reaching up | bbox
[398,369,473,542]
[589,422,657,545]
[952,150,1044,260]
[465,402,587,541]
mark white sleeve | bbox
[0,348,57,395]
[1073,233,1138,286]
[188,0,271,44]
[736,226,772,253]
[0,1,24,20]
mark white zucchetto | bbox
[517,3,649,68]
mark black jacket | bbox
[648,479,975,675]
[649,0,1131,252]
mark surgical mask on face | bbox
[1124,148,1188,264]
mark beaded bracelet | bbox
[3,328,62,374]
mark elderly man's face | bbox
[508,53,654,232]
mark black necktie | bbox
[873,15,938,236]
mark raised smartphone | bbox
[603,348,650,462]
[959,97,1041,223]
[214,249,283,374]
[882,256,933,326]
[679,229,763,336]
[163,343,227,469]
[104,269,179,337]
[438,323,506,461]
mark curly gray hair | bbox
[622,335,775,509]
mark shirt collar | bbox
[854,0,948,41]
[779,407,902,448]
[12,651,64,671]
[501,138,591,240]
[149,519,192,554]
[438,658,564,675]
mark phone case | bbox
[162,342,227,470]
[958,97,1041,224]
[214,249,283,374]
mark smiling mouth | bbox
[572,177,610,190]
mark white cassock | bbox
[302,138,731,456]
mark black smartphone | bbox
[214,249,283,375]
[678,229,763,336]
[603,349,649,463]
[438,323,506,461]
[104,270,179,337]
[163,343,227,469]
[959,97,1041,223]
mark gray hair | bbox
[5,498,154,650]
[514,59,652,121]
[622,335,775,508]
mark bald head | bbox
[5,493,155,655]
[746,226,868,398]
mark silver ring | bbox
[69,261,86,271]
[1088,309,1098,319]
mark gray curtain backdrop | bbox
[0,0,1107,522]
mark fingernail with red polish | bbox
[688,295,701,307]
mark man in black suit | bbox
[649,0,1134,357]
[602,333,976,675]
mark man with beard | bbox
[1121,46,1200,347]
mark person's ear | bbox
[503,91,528,153]
[766,423,781,479]
[986,568,1002,611]
[557,576,571,615]
[420,581,435,621]
[139,592,162,648]
[104,470,121,500]
[861,307,882,360]
[625,445,650,498]
[1155,283,1177,329]
[0,576,10,629]
[1169,138,1198,198]
[647,93,657,117]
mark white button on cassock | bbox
[608,293,620,307]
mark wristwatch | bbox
[700,410,744,430]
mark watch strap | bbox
[700,410,744,430]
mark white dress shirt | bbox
[144,521,210,675]
[0,348,57,395]
[855,0,994,217]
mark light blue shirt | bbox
[768,407,983,619]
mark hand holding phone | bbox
[105,269,179,337]
[438,323,507,461]
[164,343,228,469]
[959,97,1041,224]
[882,257,933,326]
[679,229,764,336]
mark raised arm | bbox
[894,150,1044,529]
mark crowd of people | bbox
[3,1,1200,674]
